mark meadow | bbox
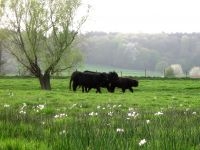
[0,77,200,149]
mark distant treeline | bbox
[78,32,200,72]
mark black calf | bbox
[110,77,139,93]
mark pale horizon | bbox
[81,0,200,34]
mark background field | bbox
[80,64,163,77]
[0,77,200,149]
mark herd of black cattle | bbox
[69,71,139,93]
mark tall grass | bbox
[0,103,200,149]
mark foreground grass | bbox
[0,77,200,149]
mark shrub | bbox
[189,66,200,78]
[164,67,175,78]
[165,64,183,77]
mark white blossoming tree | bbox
[165,64,183,77]
[189,66,200,78]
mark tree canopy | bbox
[79,32,200,72]
[0,0,89,90]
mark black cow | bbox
[69,71,108,93]
[69,71,83,91]
[69,71,119,93]
[83,71,119,92]
[110,77,139,93]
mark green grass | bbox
[1,77,199,108]
[0,77,200,149]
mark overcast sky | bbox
[81,0,200,33]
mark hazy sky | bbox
[81,0,200,33]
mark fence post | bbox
[164,68,166,78]
[120,71,122,77]
[185,71,188,78]
[145,68,147,77]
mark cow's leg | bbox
[82,86,85,92]
[84,87,87,92]
[109,86,115,93]
[122,88,125,93]
[106,86,110,92]
[87,87,92,92]
[73,82,77,91]
[96,87,101,93]
[129,87,133,93]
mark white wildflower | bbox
[128,107,134,111]
[19,110,26,114]
[8,91,14,97]
[107,123,111,127]
[127,112,139,118]
[118,104,122,107]
[139,139,147,146]
[192,112,197,115]
[186,108,189,111]
[146,120,150,124]
[108,111,113,116]
[113,105,116,108]
[21,103,27,110]
[19,103,27,114]
[107,104,111,108]
[97,105,101,109]
[69,104,77,109]
[59,130,66,135]
[116,128,124,133]
[89,112,98,116]
[37,104,45,110]
[61,113,67,117]
[154,111,163,116]
[54,113,68,118]
[54,115,59,118]
[4,104,10,108]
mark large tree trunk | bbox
[0,42,2,74]
[30,62,52,90]
[38,73,51,90]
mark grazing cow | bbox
[83,71,119,92]
[69,71,83,91]
[110,77,139,93]
[69,71,108,93]
[69,71,119,93]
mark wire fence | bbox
[75,68,198,78]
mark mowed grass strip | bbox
[0,77,200,108]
